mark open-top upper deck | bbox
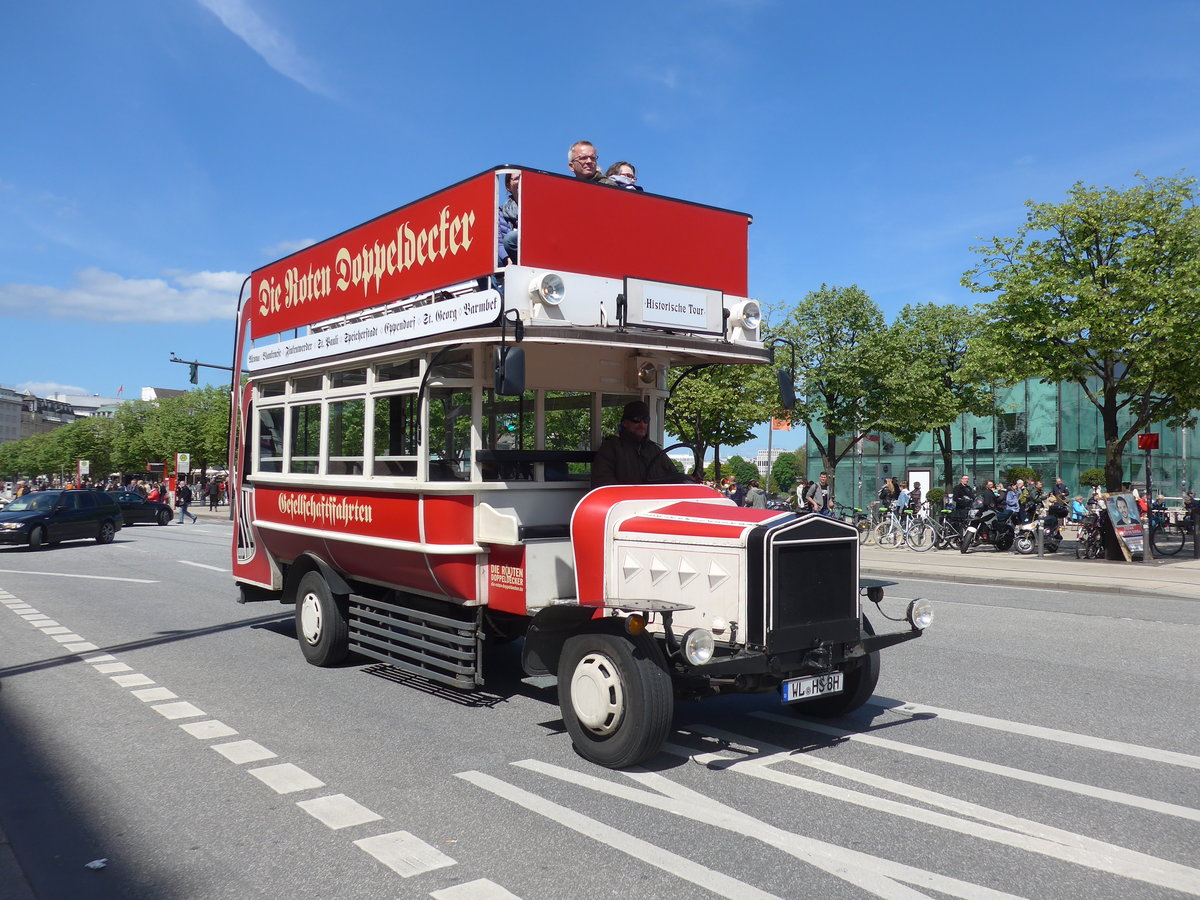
[240,166,759,369]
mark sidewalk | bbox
[860,540,1200,601]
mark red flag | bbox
[771,415,791,431]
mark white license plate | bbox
[782,671,844,703]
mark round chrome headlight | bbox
[729,299,761,330]
[528,273,565,305]
[907,598,934,630]
[681,628,715,665]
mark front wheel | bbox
[1014,533,1035,555]
[558,631,673,769]
[959,528,975,553]
[296,571,351,666]
[873,521,897,548]
[856,517,871,545]
[156,509,171,526]
[27,526,46,551]
[792,618,880,717]
[907,522,935,552]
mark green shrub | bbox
[926,487,947,507]
[1003,465,1039,484]
[1078,468,1106,487]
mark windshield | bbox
[4,493,57,512]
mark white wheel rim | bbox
[570,651,624,736]
[300,594,323,645]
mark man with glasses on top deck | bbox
[568,140,618,186]
[591,401,692,488]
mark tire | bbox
[557,630,673,769]
[295,571,351,666]
[96,520,116,544]
[1152,525,1185,557]
[1014,533,1034,555]
[27,526,45,551]
[1075,541,1086,559]
[995,530,1015,552]
[908,522,935,552]
[873,521,896,548]
[157,509,171,526]
[856,518,870,545]
[959,528,974,553]
[792,617,880,717]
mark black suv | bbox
[0,490,124,550]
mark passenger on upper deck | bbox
[591,401,692,488]
[497,171,520,264]
[568,140,617,186]
[605,160,642,191]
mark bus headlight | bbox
[728,299,761,330]
[529,273,565,306]
[682,628,715,665]
[906,598,933,630]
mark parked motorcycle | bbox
[959,499,1015,553]
[1013,501,1068,555]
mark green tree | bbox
[770,451,799,495]
[665,365,776,478]
[883,303,997,491]
[727,455,759,486]
[769,284,889,498]
[963,174,1200,490]
[1079,468,1106,487]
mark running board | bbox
[348,594,482,690]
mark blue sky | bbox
[2,0,1198,456]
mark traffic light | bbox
[188,363,198,384]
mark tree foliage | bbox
[664,364,776,478]
[770,451,799,494]
[883,302,997,490]
[769,284,889,496]
[963,173,1200,489]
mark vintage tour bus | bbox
[228,166,931,768]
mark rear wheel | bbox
[908,521,935,552]
[1151,524,1185,557]
[873,521,896,548]
[296,571,351,666]
[558,631,673,769]
[856,517,870,545]
[96,520,116,544]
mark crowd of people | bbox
[1,474,230,514]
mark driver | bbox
[591,400,693,488]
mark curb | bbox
[860,566,1199,601]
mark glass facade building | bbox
[806,378,1200,507]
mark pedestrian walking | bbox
[176,482,198,524]
[207,479,220,511]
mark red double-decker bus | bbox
[228,167,930,768]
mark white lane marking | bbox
[112,674,155,687]
[93,663,133,674]
[248,762,325,794]
[21,614,50,621]
[39,626,71,634]
[212,740,277,764]
[151,701,206,720]
[6,603,32,609]
[458,770,780,899]
[296,793,383,830]
[878,576,1068,595]
[84,654,117,662]
[50,633,85,643]
[0,569,158,583]
[178,560,229,573]
[755,712,1200,822]
[871,700,1200,770]
[510,760,1026,900]
[678,729,1200,896]
[65,642,98,652]
[132,687,178,703]
[179,720,239,740]
[354,830,456,878]
[431,877,522,899]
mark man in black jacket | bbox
[568,141,618,186]
[591,401,690,488]
[951,475,976,517]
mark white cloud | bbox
[262,237,316,257]
[195,0,333,98]
[14,382,89,397]
[0,268,244,324]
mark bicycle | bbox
[926,507,967,550]
[835,503,872,545]
[872,507,931,550]
[1074,513,1104,559]
[1148,510,1185,557]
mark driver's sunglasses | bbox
[625,416,649,424]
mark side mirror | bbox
[494,346,525,396]
[777,369,796,410]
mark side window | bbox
[373,393,418,476]
[428,388,472,481]
[77,492,98,509]
[257,408,284,473]
[545,390,594,480]
[328,398,365,475]
[289,403,321,474]
[483,389,533,481]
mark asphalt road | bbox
[0,522,1196,899]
